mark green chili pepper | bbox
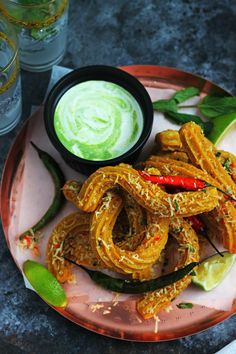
[19,142,65,240]
[176,302,193,309]
[65,257,198,294]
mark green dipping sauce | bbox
[54,80,144,161]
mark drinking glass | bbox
[0,13,22,135]
[0,0,68,72]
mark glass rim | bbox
[7,0,60,9]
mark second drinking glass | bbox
[0,0,68,72]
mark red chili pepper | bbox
[138,170,236,202]
[220,203,227,212]
[154,235,160,241]
[138,171,206,191]
[186,216,223,257]
[23,235,32,248]
[187,216,205,233]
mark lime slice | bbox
[192,252,236,291]
[23,260,67,307]
[207,112,236,145]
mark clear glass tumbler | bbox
[0,0,68,72]
[0,13,22,135]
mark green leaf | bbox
[176,303,193,309]
[152,99,177,113]
[203,121,214,136]
[173,200,179,211]
[7,0,57,25]
[223,159,231,172]
[207,112,236,145]
[152,87,200,112]
[199,96,236,118]
[30,26,58,41]
[165,111,203,125]
[165,111,213,136]
[173,87,199,104]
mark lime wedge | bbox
[23,260,67,307]
[207,112,236,145]
[192,252,236,291]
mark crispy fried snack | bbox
[155,128,236,182]
[47,212,103,283]
[179,122,236,197]
[147,155,236,252]
[63,164,219,217]
[136,218,199,319]
[179,122,236,253]
[155,129,184,151]
[89,191,170,274]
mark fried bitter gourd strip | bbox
[136,218,199,319]
[47,212,106,283]
[179,122,236,197]
[63,164,219,217]
[155,130,184,152]
[90,191,169,274]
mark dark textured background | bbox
[1,1,236,353]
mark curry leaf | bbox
[199,96,236,118]
[165,111,213,136]
[165,111,203,125]
[152,99,177,113]
[173,86,199,104]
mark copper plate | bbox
[1,65,236,341]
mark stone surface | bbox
[1,0,236,353]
